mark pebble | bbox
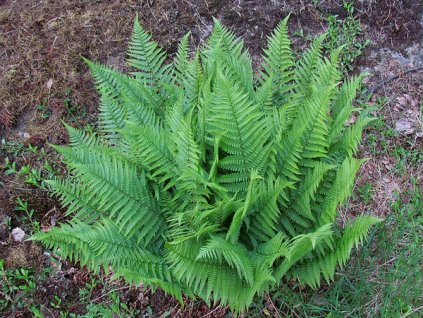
[11,227,25,242]
[395,119,413,134]
[17,131,30,139]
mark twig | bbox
[369,66,423,93]
[402,304,423,318]
[146,2,159,24]
[91,285,131,303]
[266,293,280,318]
[202,305,227,317]
[41,304,55,318]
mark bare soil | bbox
[0,0,422,317]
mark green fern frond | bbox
[197,235,254,285]
[181,52,204,117]
[247,177,291,242]
[46,178,101,222]
[98,94,126,145]
[281,163,335,237]
[173,32,191,83]
[120,122,177,183]
[204,19,254,96]
[296,35,325,91]
[166,238,273,312]
[253,232,291,265]
[32,220,94,265]
[67,150,165,245]
[85,59,162,127]
[317,157,365,227]
[63,122,99,147]
[209,70,269,193]
[330,115,375,157]
[288,215,382,288]
[274,223,334,281]
[127,16,169,85]
[328,75,363,144]
[261,15,295,98]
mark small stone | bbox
[11,227,25,242]
[46,78,53,90]
[50,216,57,226]
[395,119,413,134]
[17,131,30,139]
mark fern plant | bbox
[33,16,381,313]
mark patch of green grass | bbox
[0,261,140,318]
[359,96,395,156]
[36,102,52,120]
[0,261,37,312]
[0,138,25,157]
[80,291,140,318]
[332,180,422,317]
[322,1,370,73]
[356,182,373,205]
[3,156,54,188]
[393,147,422,172]
[1,140,57,189]
[63,88,89,126]
[15,197,41,233]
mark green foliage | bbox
[15,197,41,232]
[0,259,139,317]
[74,291,140,318]
[33,16,380,313]
[251,179,422,317]
[0,261,37,313]
[300,1,370,74]
[323,1,370,73]
[1,142,55,189]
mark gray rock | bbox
[395,119,413,134]
[11,227,25,242]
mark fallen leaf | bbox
[263,308,271,316]
[348,114,357,124]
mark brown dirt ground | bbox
[0,0,422,317]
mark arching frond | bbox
[127,16,170,85]
[97,94,126,146]
[288,215,382,288]
[84,58,162,126]
[197,235,254,285]
[261,15,295,98]
[209,70,270,193]
[63,122,99,147]
[173,32,191,85]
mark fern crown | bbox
[33,16,381,313]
